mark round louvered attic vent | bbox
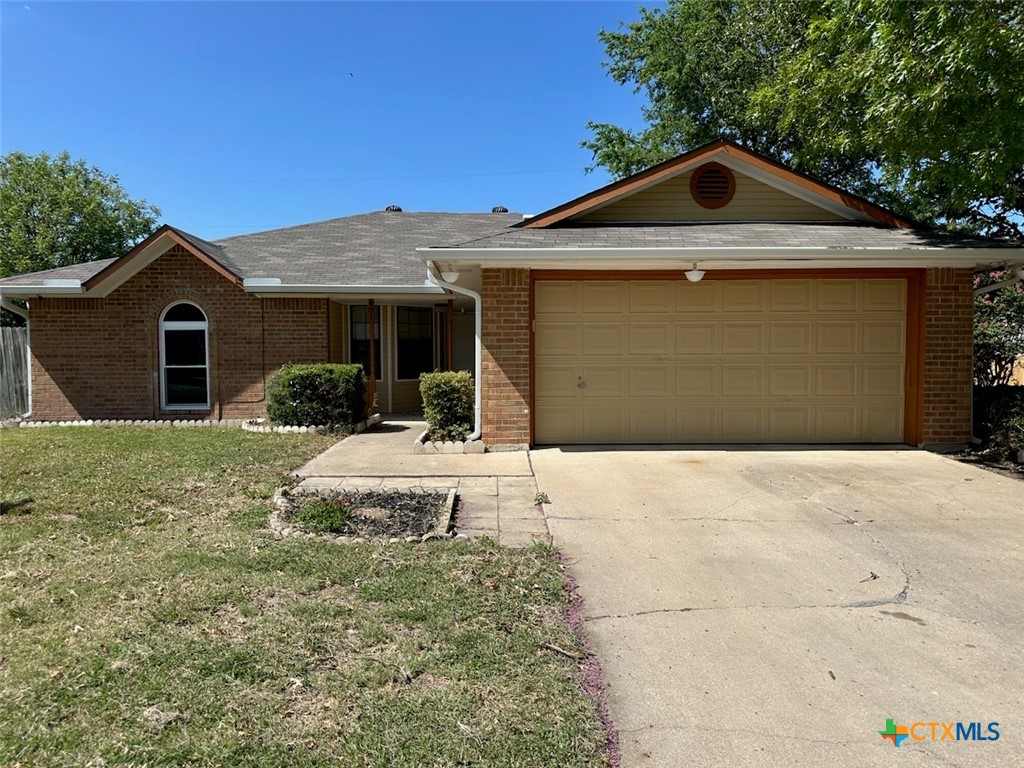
[689,163,735,209]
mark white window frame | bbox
[159,301,210,410]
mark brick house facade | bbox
[3,141,1018,449]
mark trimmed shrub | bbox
[266,363,366,427]
[420,371,474,442]
[973,385,1024,461]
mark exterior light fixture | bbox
[684,263,705,283]
[441,270,461,283]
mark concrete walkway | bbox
[294,420,547,547]
[532,446,1024,768]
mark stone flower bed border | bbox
[268,485,463,544]
[411,429,486,455]
[5,413,381,434]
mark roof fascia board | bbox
[424,246,1024,269]
[0,285,87,298]
[519,139,916,230]
[83,227,243,297]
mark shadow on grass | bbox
[0,497,34,516]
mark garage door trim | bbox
[528,269,925,445]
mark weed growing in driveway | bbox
[0,427,606,767]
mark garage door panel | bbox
[722,322,765,355]
[769,407,811,441]
[582,324,625,356]
[629,366,671,398]
[769,365,811,397]
[863,279,906,311]
[722,407,764,441]
[583,407,626,442]
[816,280,859,311]
[861,363,904,396]
[629,323,672,355]
[676,364,717,397]
[815,364,858,397]
[815,406,858,441]
[534,406,579,443]
[676,406,716,441]
[816,322,858,355]
[534,281,577,314]
[536,366,578,399]
[535,323,578,357]
[770,280,813,311]
[722,365,764,397]
[861,321,905,355]
[676,281,719,312]
[630,408,673,442]
[770,323,812,354]
[862,405,903,441]
[675,322,718,355]
[581,281,626,314]
[582,366,625,398]
[722,281,765,311]
[629,281,674,313]
[533,278,906,444]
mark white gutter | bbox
[974,266,1024,296]
[425,260,482,442]
[240,279,445,295]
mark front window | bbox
[350,305,382,380]
[396,306,434,380]
[160,302,209,408]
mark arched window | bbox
[160,302,209,408]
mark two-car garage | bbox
[532,274,917,444]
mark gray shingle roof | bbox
[0,258,118,286]
[212,212,525,285]
[438,221,1019,250]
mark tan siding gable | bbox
[577,168,846,223]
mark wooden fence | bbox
[0,327,29,418]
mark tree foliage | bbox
[1,151,160,279]
[974,272,1024,387]
[584,0,1024,239]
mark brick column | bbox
[921,267,973,447]
[481,268,530,446]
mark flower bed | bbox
[269,486,457,543]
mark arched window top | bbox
[162,302,207,323]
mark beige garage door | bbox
[533,278,906,444]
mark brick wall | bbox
[921,267,973,446]
[28,245,328,420]
[481,268,530,445]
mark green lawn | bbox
[0,428,606,767]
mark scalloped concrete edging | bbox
[243,413,381,435]
[411,429,486,455]
[5,413,382,433]
[267,485,463,544]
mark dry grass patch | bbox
[0,427,606,767]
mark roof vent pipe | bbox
[491,206,508,213]
[385,205,403,212]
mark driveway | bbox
[531,447,1023,768]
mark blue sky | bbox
[2,1,651,238]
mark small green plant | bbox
[292,497,354,533]
[267,363,366,427]
[534,491,551,506]
[420,371,474,442]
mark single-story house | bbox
[3,140,1022,449]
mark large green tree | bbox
[1,151,160,300]
[584,0,1024,239]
